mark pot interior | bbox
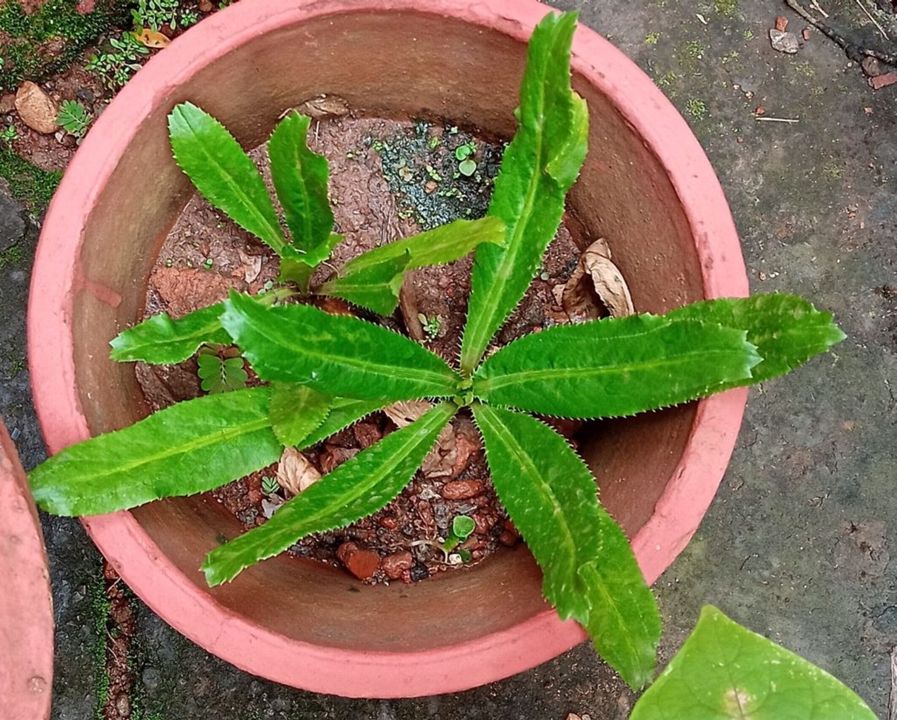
[70,10,702,653]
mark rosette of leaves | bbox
[28,12,845,693]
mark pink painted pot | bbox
[28,0,748,698]
[0,421,53,719]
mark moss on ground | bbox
[0,148,61,212]
[0,0,130,91]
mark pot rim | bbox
[0,421,53,718]
[27,0,748,698]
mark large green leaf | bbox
[338,217,506,276]
[666,293,845,386]
[320,218,505,315]
[109,303,230,364]
[29,388,281,516]
[268,112,334,255]
[474,315,760,419]
[269,383,331,447]
[460,12,588,373]
[318,251,410,315]
[630,606,876,719]
[203,402,457,585]
[168,102,286,253]
[221,292,461,401]
[473,405,660,689]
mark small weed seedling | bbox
[441,515,475,555]
[132,0,198,32]
[29,12,872,715]
[86,32,148,89]
[57,99,91,138]
[0,125,18,145]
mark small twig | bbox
[811,0,830,17]
[755,116,801,123]
[785,0,897,65]
[855,0,890,39]
[889,647,897,720]
[696,13,708,24]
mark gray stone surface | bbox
[1,0,895,717]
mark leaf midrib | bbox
[62,413,271,484]
[462,55,550,373]
[177,109,284,252]
[477,407,578,587]
[478,348,750,394]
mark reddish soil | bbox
[137,115,589,584]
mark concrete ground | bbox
[2,0,896,717]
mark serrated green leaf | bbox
[202,402,457,585]
[460,12,588,373]
[319,251,410,315]
[473,405,660,689]
[197,353,247,394]
[221,292,460,401]
[665,293,845,386]
[168,102,286,253]
[268,112,334,254]
[337,217,506,277]
[109,303,230,364]
[474,315,761,419]
[269,384,331,447]
[297,397,385,449]
[29,388,281,516]
[630,606,876,719]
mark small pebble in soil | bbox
[381,551,414,580]
[441,479,484,500]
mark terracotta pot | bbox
[28,0,748,698]
[0,421,53,719]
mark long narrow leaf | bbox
[338,217,506,275]
[109,303,230,364]
[473,404,660,689]
[221,292,461,401]
[203,402,457,585]
[473,315,761,419]
[268,112,334,254]
[29,388,281,516]
[665,293,845,385]
[630,606,876,719]
[168,102,286,253]
[460,12,588,372]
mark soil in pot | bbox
[136,112,617,585]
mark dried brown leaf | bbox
[133,28,171,48]
[238,249,263,284]
[383,399,433,428]
[562,238,634,322]
[275,447,321,496]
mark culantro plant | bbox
[30,13,872,715]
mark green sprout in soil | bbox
[27,12,870,714]
[645,32,661,45]
[441,515,475,554]
[0,125,18,145]
[418,312,442,341]
[260,475,279,496]
[57,99,91,138]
